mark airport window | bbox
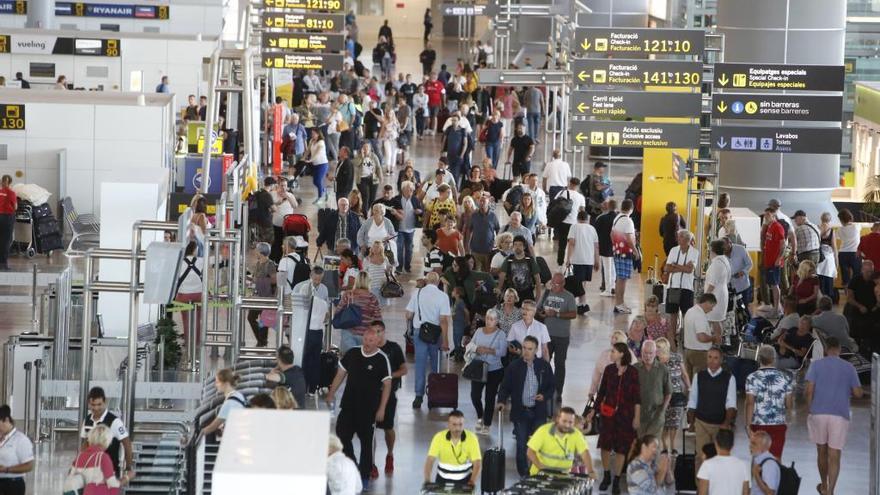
[29,62,55,79]
[86,66,109,78]
[100,23,120,32]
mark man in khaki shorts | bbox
[686,347,737,475]
[805,337,864,495]
[682,293,719,376]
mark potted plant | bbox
[155,317,182,370]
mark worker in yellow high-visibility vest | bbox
[526,407,597,478]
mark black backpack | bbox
[504,185,524,215]
[759,458,801,495]
[547,191,573,229]
[285,253,311,290]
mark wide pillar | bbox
[716,0,845,218]
[25,0,53,29]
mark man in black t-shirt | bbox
[326,323,392,491]
[506,122,535,181]
[400,74,418,107]
[372,321,407,478]
[266,346,307,407]
[594,199,618,295]
[845,260,877,348]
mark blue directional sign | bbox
[731,101,744,114]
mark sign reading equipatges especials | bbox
[711,126,842,154]
[0,104,25,131]
[261,33,344,52]
[570,121,700,149]
[574,27,705,56]
[572,59,703,87]
[711,94,843,122]
[261,11,344,31]
[714,63,845,92]
[262,52,344,71]
[263,0,344,12]
[55,2,169,19]
[571,90,702,119]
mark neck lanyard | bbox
[552,432,569,458]
[449,435,465,464]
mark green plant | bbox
[862,175,880,220]
[155,317,182,369]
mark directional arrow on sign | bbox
[575,132,587,144]
[717,74,729,87]
[716,137,728,149]
[577,71,590,82]
[264,58,274,68]
[264,17,273,26]
[581,40,591,51]
[716,101,727,113]
[577,102,589,113]
[269,38,278,47]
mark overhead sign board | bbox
[570,121,700,149]
[572,59,703,87]
[56,2,169,19]
[0,34,120,56]
[441,3,485,15]
[261,12,343,31]
[711,94,843,122]
[262,0,344,12]
[713,63,845,92]
[574,27,705,56]
[571,90,702,119]
[711,126,842,154]
[262,52,344,71]
[0,1,26,14]
[0,104,25,130]
[261,33,344,52]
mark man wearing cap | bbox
[793,210,822,264]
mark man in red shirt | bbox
[0,175,18,271]
[423,72,445,136]
[859,222,880,269]
[761,208,785,315]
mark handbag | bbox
[462,331,500,382]
[416,288,443,344]
[669,391,688,408]
[331,294,363,329]
[666,288,682,305]
[600,373,624,418]
[63,451,101,495]
[665,249,685,305]
[581,396,600,436]
[380,273,404,298]
[337,118,350,132]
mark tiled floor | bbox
[1,37,873,494]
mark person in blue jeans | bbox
[483,111,504,169]
[496,336,555,477]
[391,181,423,273]
[405,272,451,409]
[307,128,330,204]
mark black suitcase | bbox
[35,232,63,254]
[481,411,506,493]
[318,351,338,388]
[35,218,59,237]
[30,203,53,221]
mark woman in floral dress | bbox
[656,337,690,454]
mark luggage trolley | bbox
[12,200,36,258]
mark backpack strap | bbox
[227,394,247,408]
[285,253,302,289]
[176,257,202,291]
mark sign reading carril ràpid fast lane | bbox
[571,90,702,119]
[262,52,344,71]
[711,94,843,122]
[572,59,703,88]
[574,27,705,56]
[261,12,344,31]
[570,121,700,149]
[714,63,845,92]
[262,33,344,52]
[263,0,344,12]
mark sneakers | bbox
[614,305,632,314]
[370,465,379,480]
[600,290,614,297]
[412,396,423,409]
[385,455,394,474]
[475,424,490,435]
[577,304,590,314]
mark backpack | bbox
[547,191,573,229]
[759,458,801,495]
[284,253,311,290]
[505,254,535,291]
[503,185,524,215]
[535,256,552,284]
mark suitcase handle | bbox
[496,409,504,450]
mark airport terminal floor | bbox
[0,36,872,492]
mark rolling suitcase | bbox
[674,427,697,493]
[427,352,458,409]
[481,411,506,493]
[644,255,664,303]
[30,203,53,221]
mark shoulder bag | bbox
[416,288,443,344]
[666,249,685,305]
[600,371,625,417]
[462,331,500,382]
[581,396,600,436]
[331,292,363,329]
[381,272,404,298]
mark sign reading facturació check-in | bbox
[570,121,701,149]
[571,59,703,88]
[574,27,705,56]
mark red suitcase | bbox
[427,352,458,409]
[283,213,311,236]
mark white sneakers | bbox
[599,290,614,297]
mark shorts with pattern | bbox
[614,256,633,280]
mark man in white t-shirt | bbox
[565,210,599,313]
[507,300,551,359]
[405,272,451,409]
[683,293,720,377]
[553,177,586,266]
[665,229,700,336]
[696,429,750,495]
[541,149,571,200]
[611,199,638,314]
